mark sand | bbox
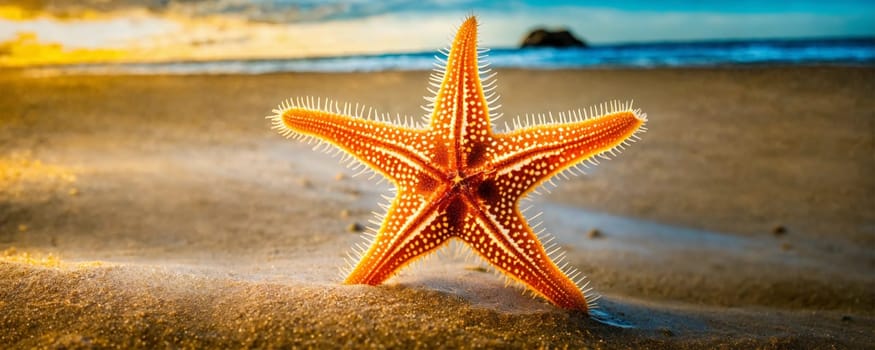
[0,67,873,348]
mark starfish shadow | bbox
[391,270,654,330]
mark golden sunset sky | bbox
[1,1,873,66]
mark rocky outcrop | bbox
[520,28,587,48]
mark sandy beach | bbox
[1,67,873,348]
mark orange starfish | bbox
[269,16,646,313]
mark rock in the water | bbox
[521,28,587,48]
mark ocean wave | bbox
[31,37,875,75]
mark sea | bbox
[44,37,875,75]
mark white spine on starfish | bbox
[477,47,501,114]
[268,96,424,131]
[421,32,501,126]
[488,100,645,309]
[494,150,563,177]
[275,17,646,314]
[268,97,432,178]
[494,101,647,168]
[271,96,452,283]
[340,198,390,280]
[422,45,451,124]
[470,209,587,306]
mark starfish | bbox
[268,16,646,313]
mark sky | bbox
[1,0,873,66]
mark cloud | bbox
[470,6,875,44]
[0,1,872,67]
[0,32,128,66]
[2,1,872,41]
[0,15,177,48]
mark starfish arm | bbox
[345,190,462,285]
[458,194,591,311]
[270,99,442,187]
[487,106,646,196]
[427,16,495,170]
[269,16,649,314]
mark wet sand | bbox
[1,67,873,348]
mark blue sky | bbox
[380,0,875,43]
[1,0,873,64]
[538,0,873,14]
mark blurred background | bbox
[1,0,873,72]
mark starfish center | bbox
[452,173,464,185]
